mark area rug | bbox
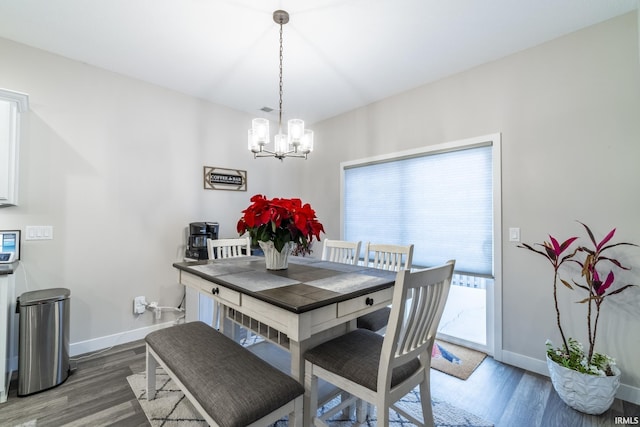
[430,340,487,380]
[127,369,493,427]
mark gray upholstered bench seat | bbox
[145,321,304,427]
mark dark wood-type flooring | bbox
[1,338,638,427]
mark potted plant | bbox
[519,222,637,414]
[237,194,324,270]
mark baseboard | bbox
[501,350,548,376]
[7,320,179,373]
[70,321,178,357]
[502,350,640,406]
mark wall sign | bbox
[203,166,247,191]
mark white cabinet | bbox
[0,89,29,207]
[1,266,17,403]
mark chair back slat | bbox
[380,260,455,383]
[364,242,414,271]
[207,237,251,260]
[321,239,361,265]
[410,283,442,353]
[403,288,426,353]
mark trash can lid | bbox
[19,288,70,306]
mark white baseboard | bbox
[70,321,177,357]
[501,350,549,376]
[502,350,640,406]
[618,384,640,407]
[8,320,179,373]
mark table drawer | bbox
[181,272,241,306]
[202,283,240,306]
[337,287,393,318]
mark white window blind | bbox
[343,144,493,276]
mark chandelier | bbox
[248,10,314,160]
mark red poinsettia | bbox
[237,194,324,254]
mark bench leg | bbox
[292,395,303,427]
[146,345,157,400]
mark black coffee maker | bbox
[185,222,219,260]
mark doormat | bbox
[127,369,494,426]
[431,340,487,380]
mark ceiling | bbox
[0,0,637,124]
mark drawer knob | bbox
[212,287,220,295]
[365,297,374,306]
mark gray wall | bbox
[300,12,640,399]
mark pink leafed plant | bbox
[520,222,637,376]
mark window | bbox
[342,137,495,277]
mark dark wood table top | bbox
[173,256,396,314]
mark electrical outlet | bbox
[133,296,146,314]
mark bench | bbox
[145,321,304,427]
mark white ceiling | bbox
[0,0,637,124]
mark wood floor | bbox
[1,338,638,427]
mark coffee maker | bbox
[185,222,219,260]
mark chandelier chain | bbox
[248,10,313,160]
[278,21,284,133]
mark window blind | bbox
[343,145,493,276]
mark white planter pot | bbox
[258,241,293,270]
[546,354,621,415]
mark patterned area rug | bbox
[431,340,487,380]
[127,369,493,427]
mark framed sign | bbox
[203,166,247,191]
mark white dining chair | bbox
[207,236,251,260]
[304,260,455,427]
[206,237,251,333]
[321,238,361,265]
[357,242,414,332]
[364,242,413,271]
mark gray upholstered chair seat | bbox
[304,328,421,392]
[146,321,304,427]
[356,306,391,332]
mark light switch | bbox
[509,227,520,242]
[25,226,54,240]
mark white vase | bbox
[546,354,621,415]
[258,241,293,270]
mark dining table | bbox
[173,255,397,384]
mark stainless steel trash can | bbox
[17,288,70,396]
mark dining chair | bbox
[207,236,251,260]
[364,242,414,271]
[321,238,362,265]
[304,260,455,427]
[356,242,414,332]
[206,237,251,333]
